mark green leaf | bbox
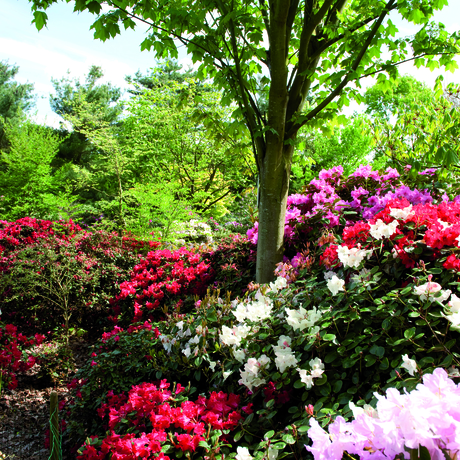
[322,333,336,341]
[365,355,377,367]
[282,434,296,444]
[404,328,416,339]
[265,430,275,439]
[324,351,338,363]
[333,380,343,392]
[32,11,48,31]
[370,345,385,358]
[233,430,243,442]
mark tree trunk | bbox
[256,141,293,283]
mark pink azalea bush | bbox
[0,321,45,390]
[307,368,460,460]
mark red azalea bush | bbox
[0,321,45,390]
[110,247,214,324]
[202,234,256,296]
[0,221,156,337]
[0,217,82,256]
[77,380,245,459]
[337,198,460,270]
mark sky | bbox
[1,0,460,127]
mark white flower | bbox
[238,355,270,390]
[269,276,287,293]
[327,275,345,296]
[298,369,314,389]
[183,347,191,358]
[447,366,460,377]
[223,370,232,380]
[337,245,371,268]
[232,347,246,362]
[324,271,336,280]
[235,447,254,460]
[414,282,451,303]
[309,357,324,378]
[268,447,279,460]
[369,219,399,240]
[445,311,460,330]
[286,306,321,331]
[219,324,251,347]
[448,293,460,313]
[258,354,271,367]
[438,219,452,230]
[349,401,378,418]
[274,349,298,374]
[401,354,417,376]
[389,205,414,220]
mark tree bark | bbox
[256,141,293,283]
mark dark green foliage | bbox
[0,61,34,150]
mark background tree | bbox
[0,119,73,220]
[365,76,460,171]
[290,116,375,191]
[50,65,124,168]
[0,61,34,150]
[123,77,255,217]
[125,58,197,95]
[29,0,460,282]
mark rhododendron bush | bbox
[77,379,246,459]
[0,219,157,335]
[0,321,45,390]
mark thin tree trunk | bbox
[256,141,293,283]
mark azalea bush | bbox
[77,379,247,459]
[110,247,214,325]
[307,367,460,460]
[0,222,155,336]
[0,321,45,391]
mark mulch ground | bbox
[0,339,92,460]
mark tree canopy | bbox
[28,0,460,281]
[0,61,34,150]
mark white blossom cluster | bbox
[232,277,287,322]
[369,219,399,240]
[445,293,460,329]
[219,324,251,347]
[285,305,321,333]
[327,275,345,296]
[238,355,271,391]
[337,244,372,268]
[297,357,324,389]
[389,205,414,221]
[273,335,298,373]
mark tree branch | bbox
[288,0,396,136]
[313,3,399,61]
[109,0,226,70]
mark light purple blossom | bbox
[307,368,460,460]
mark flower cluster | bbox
[0,321,44,389]
[246,164,448,266]
[307,368,460,460]
[77,380,244,459]
[111,247,214,323]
